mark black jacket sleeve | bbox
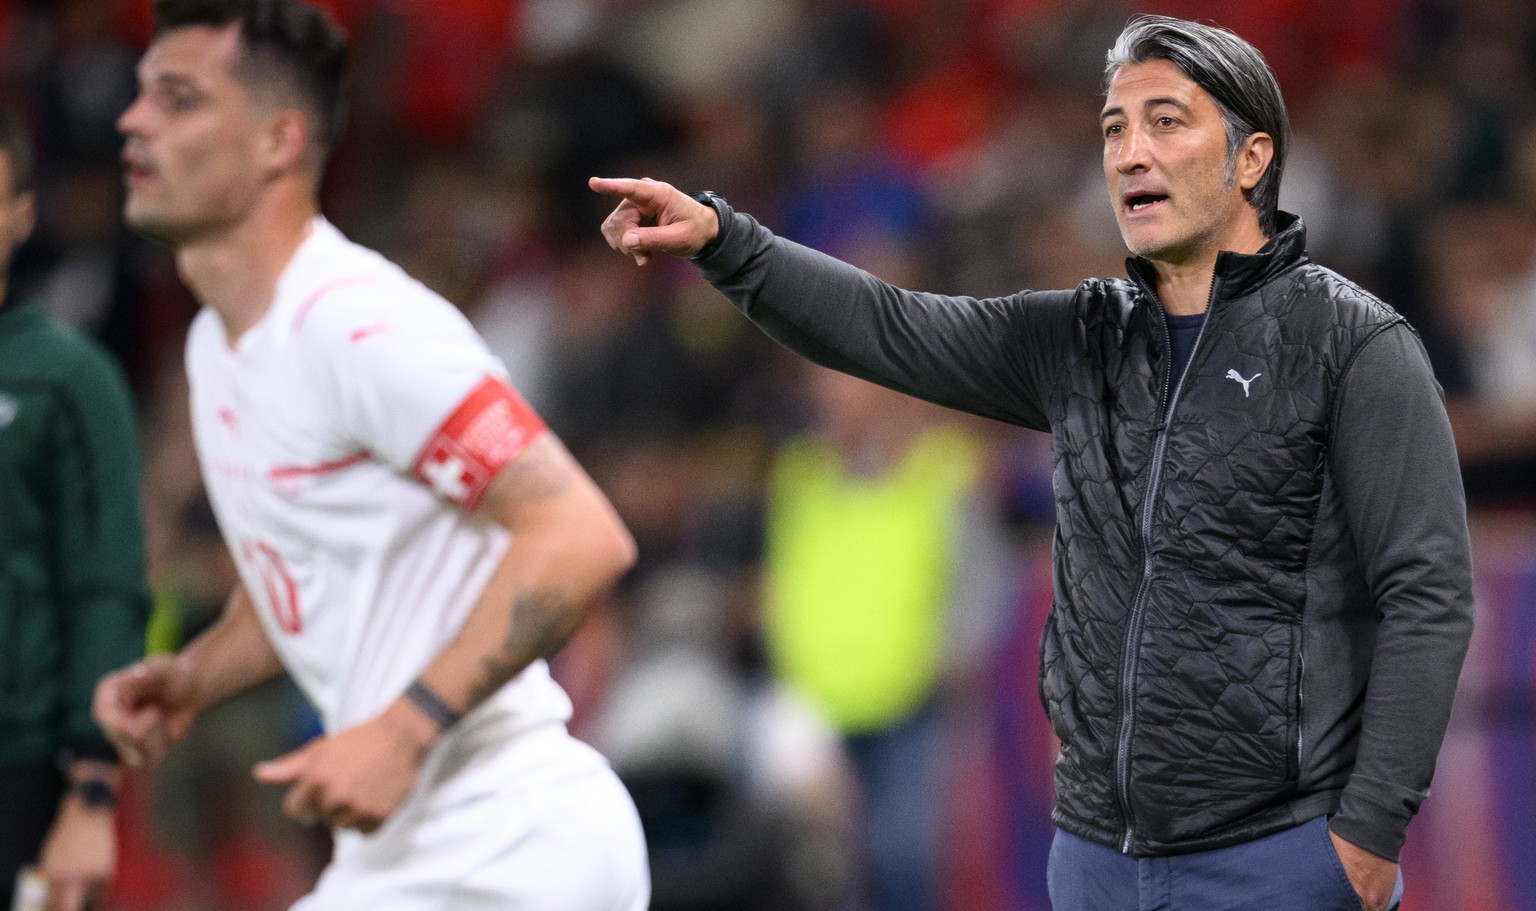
[693,202,1081,431]
[1325,322,1475,861]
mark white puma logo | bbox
[1225,369,1261,397]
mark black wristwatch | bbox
[71,778,118,810]
[688,191,727,261]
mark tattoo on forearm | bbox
[465,588,578,708]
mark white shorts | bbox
[291,727,649,911]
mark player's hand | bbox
[589,176,719,265]
[37,790,115,911]
[91,655,199,769]
[1329,828,1399,911]
[253,701,437,834]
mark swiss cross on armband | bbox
[411,376,547,510]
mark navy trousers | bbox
[1047,816,1404,911]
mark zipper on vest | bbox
[1115,274,1219,853]
[1295,636,1305,778]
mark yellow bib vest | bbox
[764,425,980,735]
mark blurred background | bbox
[2,0,1534,908]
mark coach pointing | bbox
[593,15,1473,911]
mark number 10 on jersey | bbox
[240,538,303,635]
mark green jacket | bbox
[0,298,148,768]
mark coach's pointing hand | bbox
[589,177,718,265]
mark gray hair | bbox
[1105,16,1290,237]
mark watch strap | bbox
[70,778,118,810]
[689,191,728,261]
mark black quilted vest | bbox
[1038,213,1405,855]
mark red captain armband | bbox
[410,376,547,510]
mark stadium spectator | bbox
[760,362,1005,911]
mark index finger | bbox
[588,176,665,204]
[253,743,315,785]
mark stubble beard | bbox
[123,192,215,249]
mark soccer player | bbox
[592,15,1473,911]
[92,2,648,908]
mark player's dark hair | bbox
[0,106,34,196]
[1105,15,1290,237]
[153,0,348,167]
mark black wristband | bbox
[404,680,461,731]
[689,190,727,261]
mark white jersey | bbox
[186,217,573,750]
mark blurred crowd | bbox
[3,0,1535,909]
